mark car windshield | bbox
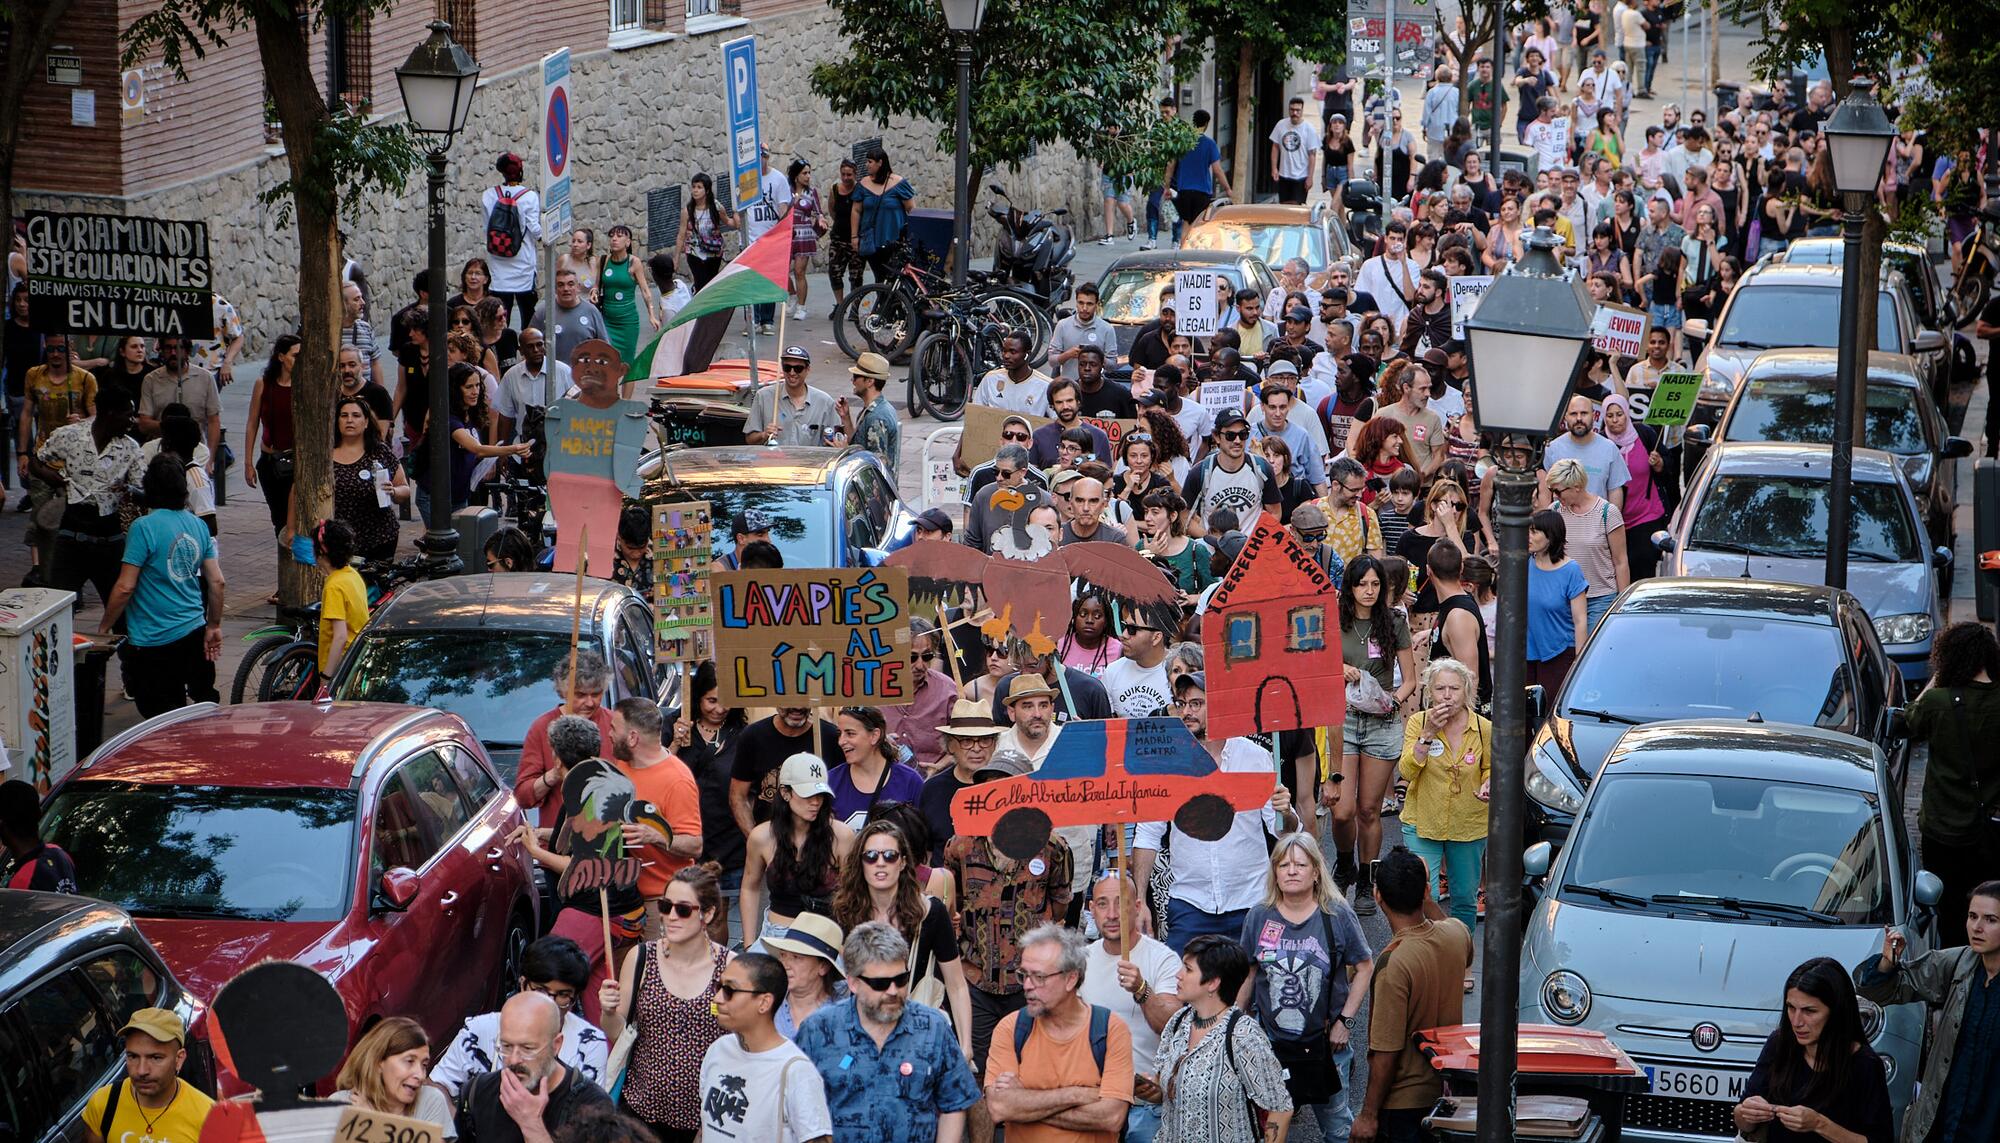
[1564,774,1889,924]
[1097,268,1243,324]
[1726,380,1929,454]
[1717,287,1901,351]
[1786,247,1934,321]
[1184,223,1326,271]
[336,632,601,747]
[1691,475,1920,562]
[1562,613,1849,725]
[658,486,832,566]
[43,783,356,922]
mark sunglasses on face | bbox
[782,363,808,374]
[856,971,911,992]
[985,644,1008,655]
[1295,528,1327,542]
[1218,430,1249,442]
[715,981,772,1000]
[663,901,703,919]
[913,650,937,663]
[996,468,1021,479]
[1002,431,1031,442]
[863,848,904,865]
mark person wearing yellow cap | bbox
[82,1007,213,1143]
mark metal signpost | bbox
[722,36,764,382]
[540,48,574,325]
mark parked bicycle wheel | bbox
[835,284,920,360]
[256,641,321,702]
[975,286,1053,363]
[910,330,974,422]
[230,633,297,704]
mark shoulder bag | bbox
[907,896,948,1009]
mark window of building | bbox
[1226,613,1258,662]
[437,0,479,61]
[687,0,717,17]
[338,15,374,111]
[610,0,674,33]
[1288,605,1326,651]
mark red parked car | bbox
[39,701,540,1080]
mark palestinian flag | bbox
[667,214,792,329]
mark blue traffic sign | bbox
[722,37,761,210]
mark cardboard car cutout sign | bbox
[1202,514,1345,739]
[952,717,1276,860]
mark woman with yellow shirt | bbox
[1398,655,1490,990]
[316,519,369,679]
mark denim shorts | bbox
[1101,175,1131,200]
[1342,706,1404,759]
[1648,302,1683,330]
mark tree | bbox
[810,0,1194,210]
[1,1,78,267]
[1180,0,1347,192]
[122,0,422,604]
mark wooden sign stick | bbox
[600,887,614,969]
[567,526,588,708]
[1115,824,1131,965]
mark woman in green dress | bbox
[594,223,660,365]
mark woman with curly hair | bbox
[1331,555,1417,912]
[740,756,858,946]
[1058,589,1123,677]
[832,819,974,1055]
[1346,415,1409,507]
[445,362,531,510]
[1902,622,2000,948]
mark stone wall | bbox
[16,6,1100,353]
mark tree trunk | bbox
[254,5,335,607]
[1706,0,1720,95]
[1231,39,1255,201]
[0,1,77,248]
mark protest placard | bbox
[1198,379,1246,421]
[960,403,1143,468]
[1449,275,1493,339]
[1202,515,1345,739]
[24,211,214,337]
[712,567,913,705]
[1642,370,1704,426]
[652,501,714,661]
[1175,270,1220,336]
[1591,303,1649,358]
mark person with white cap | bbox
[82,1007,214,1143]
[760,912,848,1038]
[841,351,899,479]
[918,698,1005,862]
[741,752,859,946]
[745,344,840,446]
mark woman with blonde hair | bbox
[832,819,974,1057]
[1399,656,1491,989]
[1234,833,1374,1141]
[332,1016,456,1135]
[1545,456,1628,631]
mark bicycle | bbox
[835,261,1052,364]
[907,294,1011,421]
[233,555,434,703]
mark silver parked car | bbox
[1519,720,1943,1142]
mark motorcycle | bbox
[1951,202,2000,328]
[1342,179,1386,251]
[987,185,1077,304]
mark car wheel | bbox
[1174,794,1238,842]
[495,907,533,1008]
[992,808,1052,862]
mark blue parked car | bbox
[637,445,918,568]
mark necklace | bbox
[1190,1008,1222,1030]
[136,1082,178,1136]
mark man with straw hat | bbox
[917,699,1005,863]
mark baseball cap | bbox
[120,1008,187,1046]
[1422,347,1450,371]
[779,752,833,799]
[850,351,891,381]
[1048,468,1084,490]
[1173,670,1208,695]
[1285,305,1313,324]
[974,749,1035,782]
[781,344,812,364]
[1265,359,1300,378]
[1292,502,1329,532]
[732,509,773,537]
[914,508,955,535]
[1215,408,1249,430]
[1214,531,1248,566]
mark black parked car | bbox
[1524,579,1908,848]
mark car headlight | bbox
[1874,613,1933,645]
[1899,454,1933,492]
[1699,370,1736,402]
[1858,997,1884,1042]
[1543,970,1592,1024]
[1526,750,1584,815]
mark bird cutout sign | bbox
[887,541,1179,656]
[556,758,663,901]
[951,717,1276,860]
[1202,513,1345,739]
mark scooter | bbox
[987,185,1077,304]
[1342,179,1386,251]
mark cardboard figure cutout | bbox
[887,540,1178,655]
[546,339,648,575]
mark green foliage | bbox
[1890,0,2000,153]
[258,106,425,226]
[811,0,1191,180]
[1183,0,1347,70]
[1714,0,1902,83]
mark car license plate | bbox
[1643,1064,1747,1102]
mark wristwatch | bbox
[1333,1014,1350,1026]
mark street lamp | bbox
[1460,226,1593,1143]
[396,20,481,574]
[1819,78,1896,591]
[939,0,986,289]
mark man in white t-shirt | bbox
[970,330,1053,416]
[1079,872,1182,1143]
[744,146,795,336]
[1267,96,1322,205]
[700,952,834,1143]
[1542,392,1631,508]
[480,153,543,328]
[1098,619,1172,718]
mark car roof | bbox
[75,701,452,790]
[649,445,848,488]
[1739,260,1908,299]
[1708,440,1903,481]
[1189,205,1317,226]
[1602,720,1880,788]
[366,572,637,634]
[0,891,146,987]
[1780,236,1928,262]
[1103,249,1259,272]
[1741,349,1924,389]
[1612,578,1842,623]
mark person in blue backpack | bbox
[987,924,1135,1142]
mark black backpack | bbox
[487,187,527,258]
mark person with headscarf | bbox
[1599,394,1664,580]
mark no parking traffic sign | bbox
[541,48,574,239]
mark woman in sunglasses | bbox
[600,864,733,1142]
[959,636,1014,705]
[832,820,974,1058]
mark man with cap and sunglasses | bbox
[746,345,841,446]
[1180,408,1282,537]
[841,351,900,479]
[82,1007,214,1143]
[918,699,1005,862]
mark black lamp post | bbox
[1818,78,1897,591]
[1461,226,1594,1143]
[396,20,481,574]
[940,0,986,289]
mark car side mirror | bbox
[1526,684,1546,725]
[1912,329,1947,353]
[1681,317,1712,343]
[859,547,889,567]
[378,867,420,912]
[1886,705,1910,740]
[1934,546,1955,569]
[1945,436,1974,459]
[1653,530,1677,554]
[1523,841,1554,879]
[1684,423,1712,447]
[1914,870,1944,908]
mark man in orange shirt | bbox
[986,924,1134,1143]
[608,698,704,932]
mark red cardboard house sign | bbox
[1202,514,1345,739]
